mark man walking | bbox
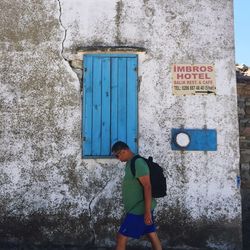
[112,141,162,250]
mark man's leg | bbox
[115,233,128,250]
[147,232,162,250]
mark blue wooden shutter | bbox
[83,54,138,157]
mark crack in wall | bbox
[57,0,68,61]
[88,179,111,246]
[56,0,83,85]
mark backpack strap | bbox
[130,155,145,206]
[130,155,142,177]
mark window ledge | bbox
[77,46,146,54]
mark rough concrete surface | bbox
[0,0,241,249]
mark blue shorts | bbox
[118,212,156,239]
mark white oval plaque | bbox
[175,132,190,148]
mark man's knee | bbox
[116,233,128,250]
[147,232,162,250]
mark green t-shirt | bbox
[122,158,157,215]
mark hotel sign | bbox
[172,64,216,96]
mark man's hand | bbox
[144,211,153,225]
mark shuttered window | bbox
[83,54,138,157]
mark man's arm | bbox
[138,175,152,225]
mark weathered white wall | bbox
[0,0,241,249]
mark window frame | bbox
[82,53,139,158]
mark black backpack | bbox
[130,155,167,198]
